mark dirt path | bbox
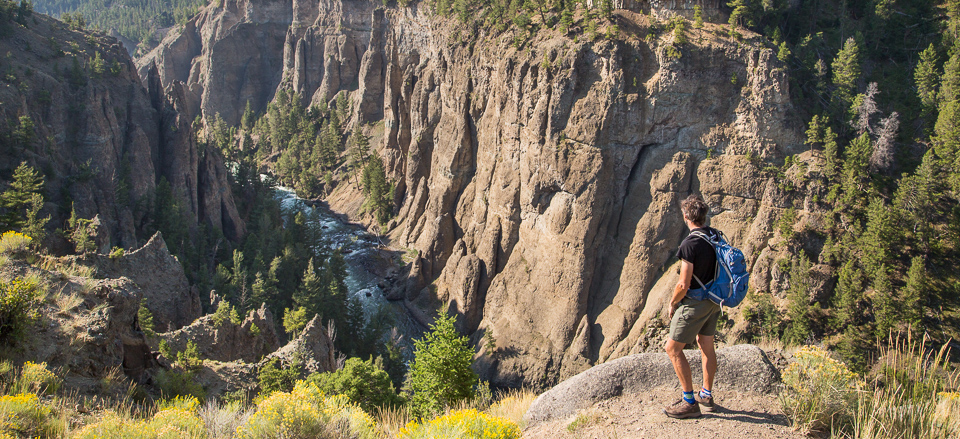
[523,389,806,439]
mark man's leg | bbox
[665,338,693,392]
[697,334,717,391]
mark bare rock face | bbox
[144,0,810,389]
[265,315,337,374]
[92,233,202,331]
[0,14,243,253]
[160,303,281,363]
[523,344,780,426]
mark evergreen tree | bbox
[834,260,863,330]
[915,44,940,125]
[901,256,926,329]
[831,38,861,119]
[293,258,324,319]
[823,127,839,179]
[0,162,44,231]
[859,197,893,275]
[784,255,813,345]
[406,312,478,418]
[871,264,895,338]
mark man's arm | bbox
[670,260,694,318]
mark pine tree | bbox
[859,197,893,276]
[934,53,960,160]
[0,162,44,231]
[22,193,48,246]
[784,255,813,345]
[901,257,926,329]
[915,44,940,124]
[407,313,478,418]
[293,258,323,319]
[823,127,839,179]
[693,5,704,29]
[871,264,895,338]
[834,260,863,330]
[831,38,861,117]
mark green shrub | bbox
[257,358,299,394]
[397,409,520,439]
[779,345,856,432]
[307,357,404,413]
[0,277,41,344]
[177,341,203,370]
[154,368,206,400]
[237,381,376,439]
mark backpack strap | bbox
[687,230,720,291]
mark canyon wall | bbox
[140,0,809,388]
[0,14,244,253]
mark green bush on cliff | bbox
[307,357,404,413]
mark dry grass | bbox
[373,404,411,438]
[39,257,96,280]
[566,408,603,433]
[199,399,252,439]
[52,289,84,316]
[487,388,537,428]
[848,333,960,439]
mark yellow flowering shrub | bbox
[0,232,31,256]
[0,393,63,438]
[237,381,376,439]
[397,409,521,439]
[73,402,206,439]
[14,361,61,395]
[779,345,856,431]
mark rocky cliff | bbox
[0,14,244,251]
[140,0,809,389]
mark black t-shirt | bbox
[677,227,719,288]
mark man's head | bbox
[680,195,709,227]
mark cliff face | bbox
[0,14,243,250]
[141,0,807,388]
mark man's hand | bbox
[670,260,694,320]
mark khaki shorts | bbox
[669,296,721,345]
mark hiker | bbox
[663,194,720,419]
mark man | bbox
[663,194,721,419]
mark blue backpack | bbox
[686,230,750,309]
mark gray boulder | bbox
[523,344,780,426]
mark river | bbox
[274,186,423,352]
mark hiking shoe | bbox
[663,399,701,419]
[696,394,715,412]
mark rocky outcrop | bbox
[1,260,158,383]
[93,233,202,331]
[523,344,780,426]
[51,233,203,331]
[142,0,809,389]
[265,314,337,374]
[160,303,281,363]
[0,14,243,253]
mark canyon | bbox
[135,0,816,389]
